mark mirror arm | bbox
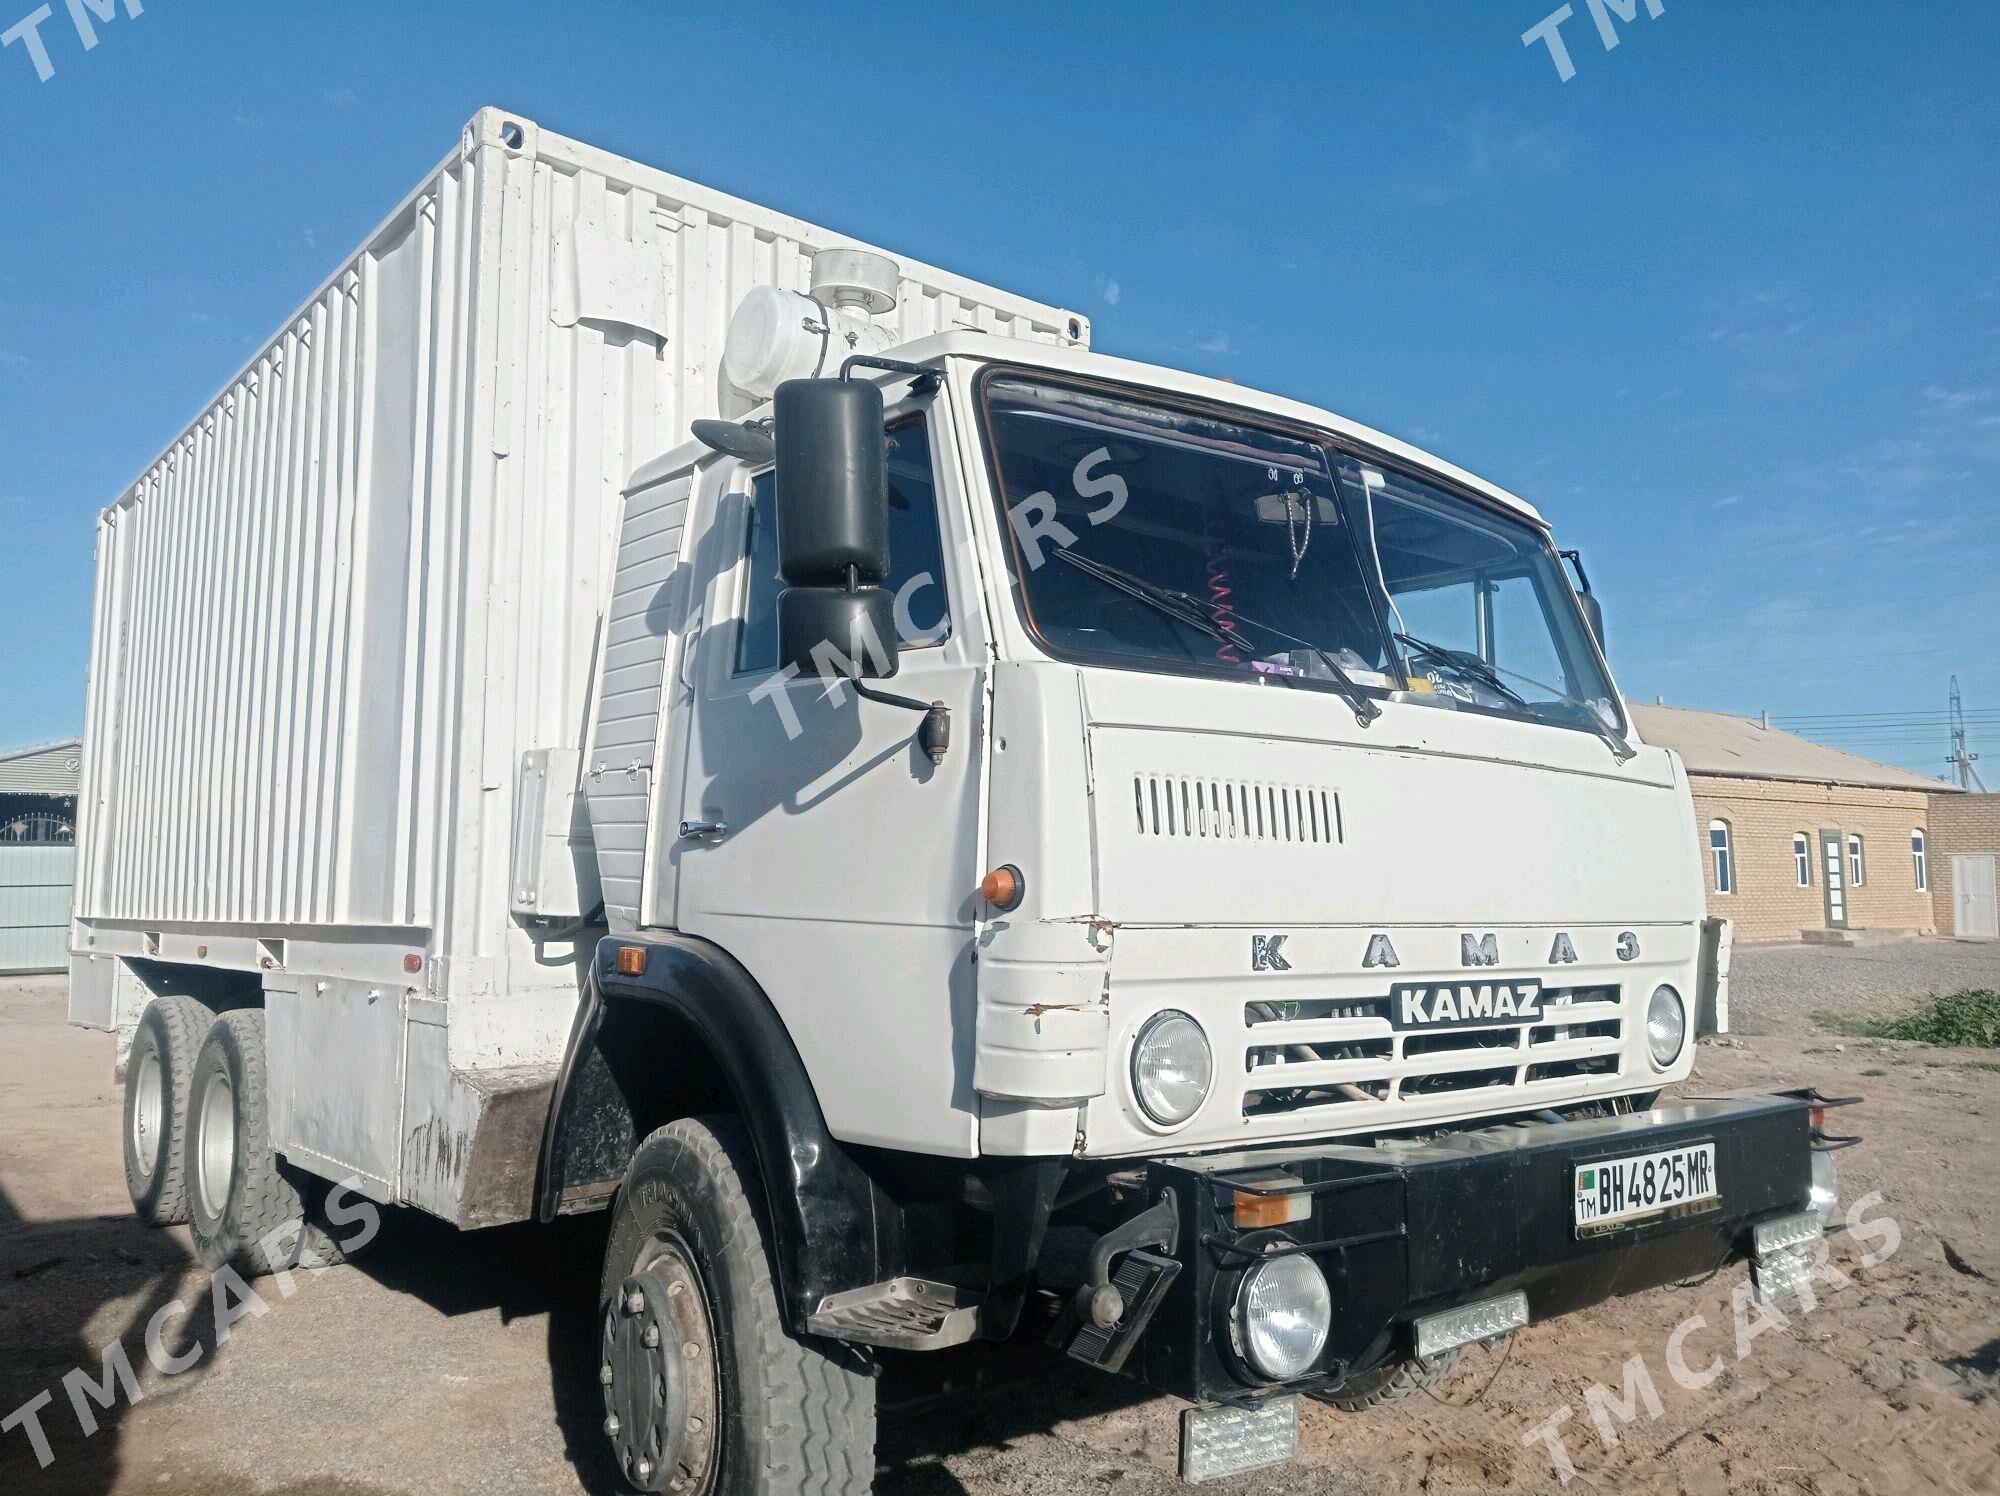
[839,355,943,398]
[850,682,952,767]
[1558,548,1593,595]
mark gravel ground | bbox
[3,942,1997,1495]
[1727,936,2000,1037]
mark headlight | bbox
[1132,1010,1212,1126]
[1647,985,1687,1068]
[1235,1252,1333,1382]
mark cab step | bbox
[805,1277,983,1350]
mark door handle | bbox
[679,819,728,841]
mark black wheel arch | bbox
[538,931,903,1329]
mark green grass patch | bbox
[1866,989,2000,1048]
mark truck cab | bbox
[555,332,1838,1486]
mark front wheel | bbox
[1313,1345,1466,1411]
[598,1117,875,1495]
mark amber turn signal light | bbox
[615,945,650,977]
[1232,1188,1312,1230]
[980,864,1025,911]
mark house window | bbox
[1912,829,1927,892]
[1709,820,1734,895]
[1848,834,1866,887]
[1794,832,1812,887]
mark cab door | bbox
[671,390,988,1157]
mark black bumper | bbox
[1118,1095,1816,1405]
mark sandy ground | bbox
[2,943,1997,1495]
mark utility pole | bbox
[1949,676,1988,790]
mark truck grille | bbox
[1241,986,1624,1119]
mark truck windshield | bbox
[977,371,1622,738]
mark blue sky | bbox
[2,1,1995,774]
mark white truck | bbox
[69,108,1842,1492]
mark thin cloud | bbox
[1468,121,1569,181]
[1405,117,1571,206]
[1092,273,1122,307]
[322,86,360,110]
[1923,384,1997,412]
[1192,331,1233,357]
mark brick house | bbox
[1627,703,1957,944]
[1927,793,2000,939]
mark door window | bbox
[735,415,951,675]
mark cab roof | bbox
[631,332,1546,528]
[903,332,1546,526]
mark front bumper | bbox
[1091,1094,1819,1405]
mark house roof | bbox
[1627,704,1956,794]
[0,738,83,795]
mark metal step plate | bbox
[806,1278,982,1350]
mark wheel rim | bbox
[602,1232,721,1493]
[131,1046,165,1182]
[196,1071,236,1219]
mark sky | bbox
[1,1,1995,775]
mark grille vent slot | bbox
[1132,775,1340,845]
[1239,986,1625,1120]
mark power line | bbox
[1617,586,2000,632]
[1638,646,1955,672]
[1776,709,2000,724]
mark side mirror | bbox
[772,378,897,679]
[1575,589,1605,655]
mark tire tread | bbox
[123,994,211,1226]
[617,1117,875,1496]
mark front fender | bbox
[537,932,900,1327]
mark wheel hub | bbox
[131,1047,164,1181]
[196,1072,236,1218]
[602,1243,718,1493]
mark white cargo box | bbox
[68,107,1085,1084]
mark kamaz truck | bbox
[68,109,1842,1492]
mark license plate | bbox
[1573,1143,1719,1236]
[1390,977,1544,1031]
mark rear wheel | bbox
[123,995,210,1225]
[598,1117,875,1495]
[186,1009,318,1277]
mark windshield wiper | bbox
[1051,550,1381,726]
[1393,631,1635,762]
[1393,632,1533,711]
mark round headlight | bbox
[1647,985,1687,1068]
[1235,1252,1333,1382]
[1132,1011,1212,1127]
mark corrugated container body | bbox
[73,108,1084,1001]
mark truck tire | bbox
[186,1008,314,1278]
[123,995,210,1225]
[1314,1345,1465,1412]
[598,1117,876,1496]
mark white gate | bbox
[1953,854,1998,940]
[0,847,76,974]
